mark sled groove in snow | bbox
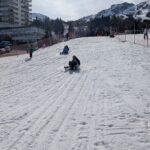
[5,74,85,150]
[31,73,89,150]
[0,73,74,150]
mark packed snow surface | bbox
[0,37,150,150]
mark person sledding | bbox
[60,45,69,55]
[64,55,80,70]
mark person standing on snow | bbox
[65,33,69,41]
[29,44,35,58]
[144,28,148,39]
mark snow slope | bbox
[0,37,150,150]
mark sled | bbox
[64,66,80,72]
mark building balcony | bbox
[0,1,18,7]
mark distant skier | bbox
[65,33,69,41]
[60,45,69,55]
[65,55,80,70]
[144,28,148,40]
[29,44,35,58]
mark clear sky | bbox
[32,0,145,21]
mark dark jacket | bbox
[73,56,80,66]
[63,46,69,54]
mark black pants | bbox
[144,34,148,39]
[30,52,32,58]
[69,61,77,70]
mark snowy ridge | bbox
[79,15,96,22]
[134,1,150,20]
[96,2,135,18]
[32,13,49,21]
[80,1,150,21]
[0,37,150,149]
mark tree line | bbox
[88,15,150,36]
[31,15,150,38]
[31,17,64,38]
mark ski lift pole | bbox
[134,23,135,44]
[147,35,148,47]
[125,30,126,42]
[124,26,126,42]
[147,23,148,47]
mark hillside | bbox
[0,37,150,150]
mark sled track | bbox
[0,72,74,149]
[28,74,88,150]
[4,75,86,150]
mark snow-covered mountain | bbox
[96,2,135,18]
[32,13,49,21]
[80,1,150,21]
[134,1,150,20]
[80,15,96,22]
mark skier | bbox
[60,45,69,55]
[65,33,69,41]
[144,28,148,40]
[65,55,80,70]
[29,44,35,58]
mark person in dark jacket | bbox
[144,28,148,39]
[65,33,69,41]
[29,44,34,58]
[29,45,33,58]
[69,55,80,70]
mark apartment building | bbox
[0,0,32,27]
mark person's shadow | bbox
[68,68,80,74]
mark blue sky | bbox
[32,0,144,21]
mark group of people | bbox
[28,27,149,70]
[60,45,80,70]
[27,41,80,71]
